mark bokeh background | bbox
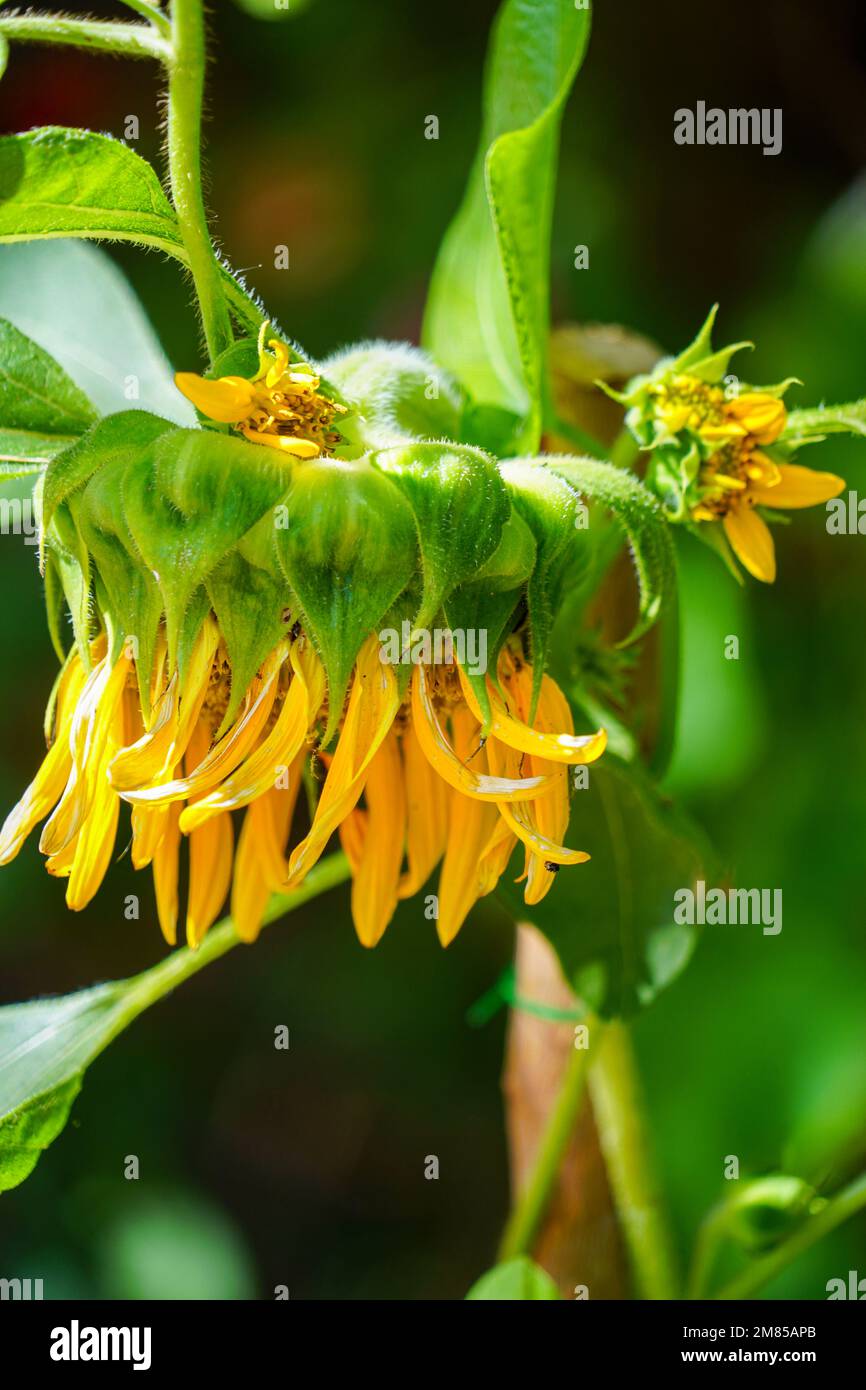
[0,0,864,1299]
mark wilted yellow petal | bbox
[179,640,320,832]
[0,657,85,864]
[122,645,285,808]
[436,709,499,946]
[286,636,400,886]
[458,664,606,766]
[398,723,449,898]
[152,802,182,946]
[411,665,553,803]
[350,730,405,948]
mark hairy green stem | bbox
[713,1173,866,1301]
[120,0,172,38]
[498,1029,596,1260]
[166,0,233,362]
[0,14,169,61]
[588,1020,680,1298]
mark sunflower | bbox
[608,308,845,580]
[1,330,610,950]
[655,382,844,582]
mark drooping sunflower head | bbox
[2,334,658,952]
[606,306,844,580]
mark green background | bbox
[0,0,864,1299]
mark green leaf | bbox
[0,130,266,339]
[0,1077,82,1195]
[0,240,194,424]
[0,315,97,466]
[546,455,677,645]
[274,456,418,741]
[0,982,135,1194]
[466,1256,559,1300]
[498,754,712,1018]
[0,126,184,255]
[372,441,509,625]
[423,0,591,450]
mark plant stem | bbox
[588,1020,680,1298]
[165,0,233,362]
[119,0,173,38]
[713,1172,866,1301]
[0,15,169,62]
[498,1030,596,1260]
[687,1205,730,1300]
[123,852,351,1017]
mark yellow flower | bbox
[652,378,787,449]
[685,391,844,582]
[0,629,606,950]
[175,323,347,459]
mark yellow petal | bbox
[411,665,554,803]
[131,802,172,869]
[111,672,180,790]
[338,807,367,875]
[231,770,304,943]
[175,372,256,424]
[110,616,219,791]
[457,664,606,766]
[350,730,405,947]
[436,709,499,946]
[152,802,181,946]
[122,645,284,807]
[65,705,123,911]
[231,814,272,944]
[40,649,131,856]
[748,463,845,510]
[184,720,233,948]
[240,427,320,458]
[178,640,320,833]
[398,724,449,898]
[501,663,578,905]
[477,816,517,897]
[723,503,777,583]
[724,392,786,444]
[186,811,233,947]
[286,636,400,886]
[0,658,85,864]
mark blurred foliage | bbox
[0,0,864,1299]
